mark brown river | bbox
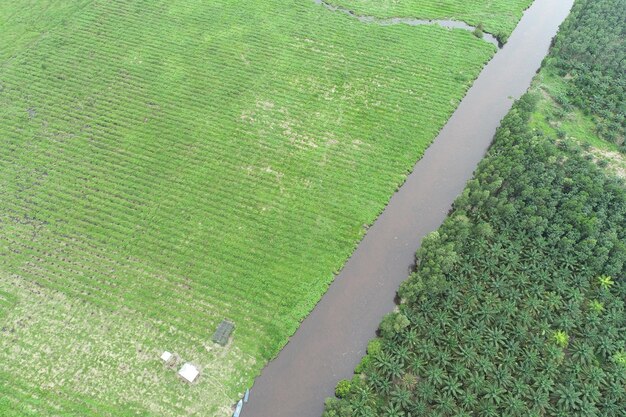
[241,0,575,416]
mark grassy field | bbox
[526,0,625,177]
[0,0,529,415]
[0,1,92,61]
[529,66,626,179]
[528,64,626,179]
[324,0,534,42]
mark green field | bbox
[324,0,534,42]
[528,69,626,179]
[0,0,531,415]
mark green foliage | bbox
[355,338,383,373]
[598,275,615,289]
[323,397,353,417]
[613,351,626,368]
[473,23,485,39]
[368,338,383,356]
[588,299,604,313]
[379,312,410,338]
[325,3,626,414]
[547,0,626,146]
[329,97,626,416]
[553,330,569,348]
[354,355,371,374]
[335,379,352,398]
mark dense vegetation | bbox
[0,0,519,415]
[540,0,626,148]
[325,0,533,42]
[324,1,626,416]
[325,95,626,417]
[0,1,91,61]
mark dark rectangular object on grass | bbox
[212,320,234,346]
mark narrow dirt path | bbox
[241,0,574,416]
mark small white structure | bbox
[161,351,173,362]
[178,363,200,383]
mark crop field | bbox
[0,1,92,61]
[323,0,534,41]
[0,0,528,415]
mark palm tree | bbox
[521,247,542,270]
[490,241,506,258]
[355,406,376,417]
[482,381,505,406]
[474,355,493,377]
[442,375,464,400]
[477,399,499,417]
[487,326,507,350]
[407,355,424,375]
[583,364,606,387]
[466,371,486,394]
[459,391,478,410]
[524,295,543,316]
[375,351,402,379]
[402,329,419,348]
[401,373,418,390]
[416,380,435,402]
[391,344,411,368]
[391,387,412,409]
[578,401,600,417]
[458,261,476,278]
[596,335,616,359]
[382,402,405,417]
[553,383,583,412]
[433,392,456,415]
[426,365,446,386]
[570,341,596,367]
[503,395,528,416]
[408,399,428,417]
[368,371,391,396]
[450,361,469,380]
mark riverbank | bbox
[242,0,574,416]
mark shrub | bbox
[379,313,410,339]
[335,379,352,399]
[553,330,569,348]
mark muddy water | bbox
[313,0,501,47]
[241,0,574,416]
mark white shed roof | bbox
[178,363,199,383]
[161,351,172,362]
